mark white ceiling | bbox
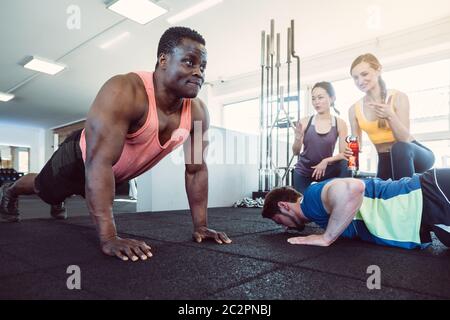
[1,0,450,128]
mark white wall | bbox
[137,126,259,212]
[44,130,55,162]
[0,122,47,172]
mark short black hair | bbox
[157,26,205,60]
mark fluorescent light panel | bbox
[23,57,65,75]
[99,31,130,49]
[107,0,167,24]
[0,92,14,102]
[167,0,222,24]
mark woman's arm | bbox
[292,117,308,155]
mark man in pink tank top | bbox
[0,27,231,262]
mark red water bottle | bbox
[346,136,359,175]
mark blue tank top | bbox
[300,176,427,249]
[295,116,338,176]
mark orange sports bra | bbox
[354,90,398,145]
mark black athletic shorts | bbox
[419,168,450,246]
[34,129,85,205]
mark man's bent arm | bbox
[322,179,365,245]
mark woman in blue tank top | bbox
[292,82,349,193]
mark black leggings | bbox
[377,141,435,180]
[420,168,450,246]
[293,160,349,194]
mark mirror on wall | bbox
[0,145,30,174]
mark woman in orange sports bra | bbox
[348,53,434,180]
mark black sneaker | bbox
[50,201,67,220]
[0,182,20,222]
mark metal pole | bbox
[259,30,265,192]
[269,19,275,189]
[291,20,301,122]
[290,20,301,185]
[286,27,292,185]
[265,34,270,191]
[275,32,281,186]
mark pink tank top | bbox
[79,71,192,183]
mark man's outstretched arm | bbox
[184,99,231,244]
[288,179,365,246]
[85,75,152,261]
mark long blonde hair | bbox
[351,53,387,128]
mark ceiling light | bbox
[23,56,66,75]
[167,0,223,24]
[107,0,167,25]
[0,92,15,102]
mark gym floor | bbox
[1,196,449,300]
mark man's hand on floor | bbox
[101,236,153,261]
[193,226,232,244]
[287,234,331,247]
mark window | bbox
[222,92,306,171]
[421,140,450,168]
[223,98,260,135]
[18,149,30,174]
[0,146,12,169]
[223,91,306,135]
[0,145,30,173]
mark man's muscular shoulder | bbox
[98,73,147,125]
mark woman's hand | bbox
[369,96,395,120]
[294,121,303,140]
[311,159,328,180]
[344,146,354,159]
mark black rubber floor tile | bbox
[0,271,102,299]
[47,244,277,300]
[210,266,436,300]
[184,230,330,264]
[61,208,266,231]
[294,244,450,298]
[108,211,282,244]
[61,212,190,229]
[117,223,198,243]
[57,216,94,228]
[2,205,449,300]
[0,249,35,277]
[0,227,101,269]
[204,219,279,236]
[113,212,206,231]
[0,220,91,246]
[8,195,135,220]
[116,211,192,223]
[128,208,266,223]
[207,208,264,222]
